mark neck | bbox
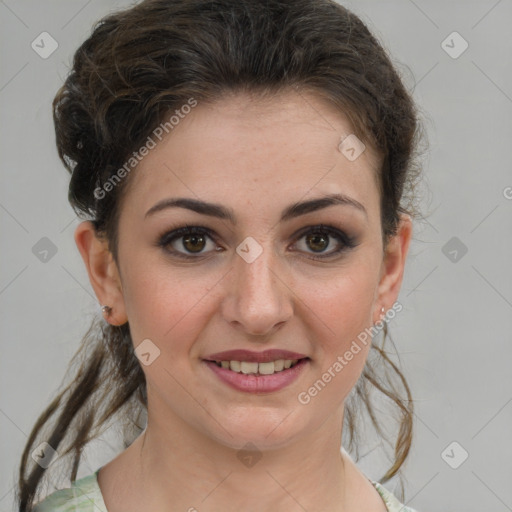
[122,401,351,511]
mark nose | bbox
[220,240,294,338]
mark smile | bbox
[203,358,310,393]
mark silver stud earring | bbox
[101,305,112,316]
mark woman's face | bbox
[78,90,411,451]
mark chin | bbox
[203,408,309,452]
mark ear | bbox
[74,221,128,326]
[373,213,413,323]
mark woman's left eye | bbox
[291,225,358,260]
[157,224,358,261]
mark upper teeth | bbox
[216,359,300,375]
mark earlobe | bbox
[74,221,128,326]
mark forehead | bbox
[122,90,381,220]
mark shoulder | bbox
[371,480,419,512]
[33,471,107,512]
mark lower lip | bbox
[204,359,309,393]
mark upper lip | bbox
[205,349,309,363]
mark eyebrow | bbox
[144,193,367,223]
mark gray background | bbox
[1,1,511,510]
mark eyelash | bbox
[156,224,359,261]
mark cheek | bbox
[297,267,377,346]
[121,262,216,347]
[292,267,377,397]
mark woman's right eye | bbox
[157,225,219,260]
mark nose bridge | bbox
[237,237,278,296]
[223,235,293,335]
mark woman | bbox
[18,0,424,510]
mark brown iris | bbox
[306,232,329,253]
[182,233,206,253]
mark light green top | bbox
[34,469,418,511]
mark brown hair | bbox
[18,0,425,508]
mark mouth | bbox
[202,352,311,393]
[205,358,308,376]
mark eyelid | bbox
[292,224,355,246]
